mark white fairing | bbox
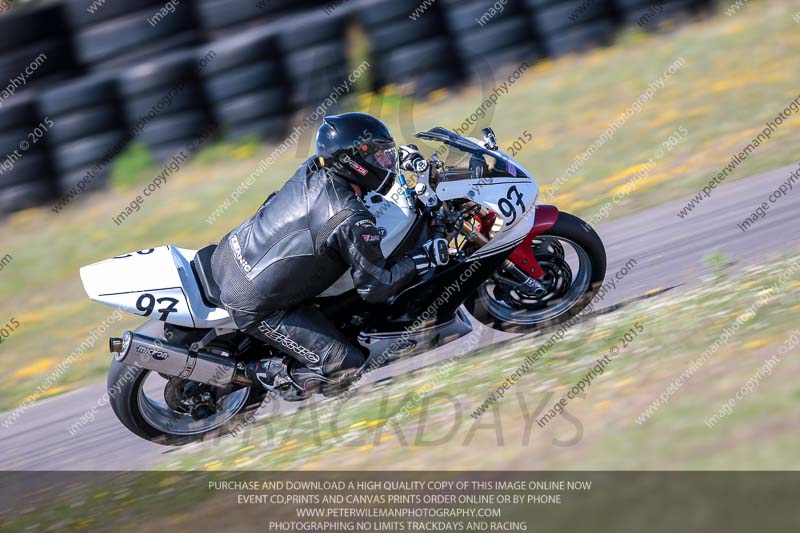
[437,174,538,259]
[320,181,416,296]
[441,142,539,258]
[80,246,234,329]
[365,180,416,254]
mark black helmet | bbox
[316,112,399,195]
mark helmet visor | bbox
[364,143,399,174]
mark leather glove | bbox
[409,237,450,275]
[410,252,434,276]
[399,144,424,171]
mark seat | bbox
[191,245,224,309]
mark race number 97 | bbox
[497,185,526,225]
[136,294,179,321]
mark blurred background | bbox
[0,0,718,211]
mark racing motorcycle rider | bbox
[210,112,448,400]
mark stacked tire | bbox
[64,0,201,72]
[40,75,127,198]
[0,4,76,91]
[200,31,290,141]
[194,0,329,38]
[0,95,55,215]
[120,51,215,162]
[441,0,539,78]
[279,12,352,111]
[612,0,696,30]
[527,0,617,57]
[358,0,463,95]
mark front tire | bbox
[466,212,606,332]
[107,357,265,446]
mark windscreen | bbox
[415,127,529,182]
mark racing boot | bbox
[246,357,330,402]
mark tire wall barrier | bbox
[0,0,712,214]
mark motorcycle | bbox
[80,127,606,445]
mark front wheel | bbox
[466,212,606,332]
[107,357,265,446]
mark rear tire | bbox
[466,212,606,332]
[107,357,265,446]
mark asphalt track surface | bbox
[1,164,798,471]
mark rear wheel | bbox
[466,212,606,332]
[107,356,265,446]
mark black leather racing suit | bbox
[210,158,417,377]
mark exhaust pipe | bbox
[109,331,246,387]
